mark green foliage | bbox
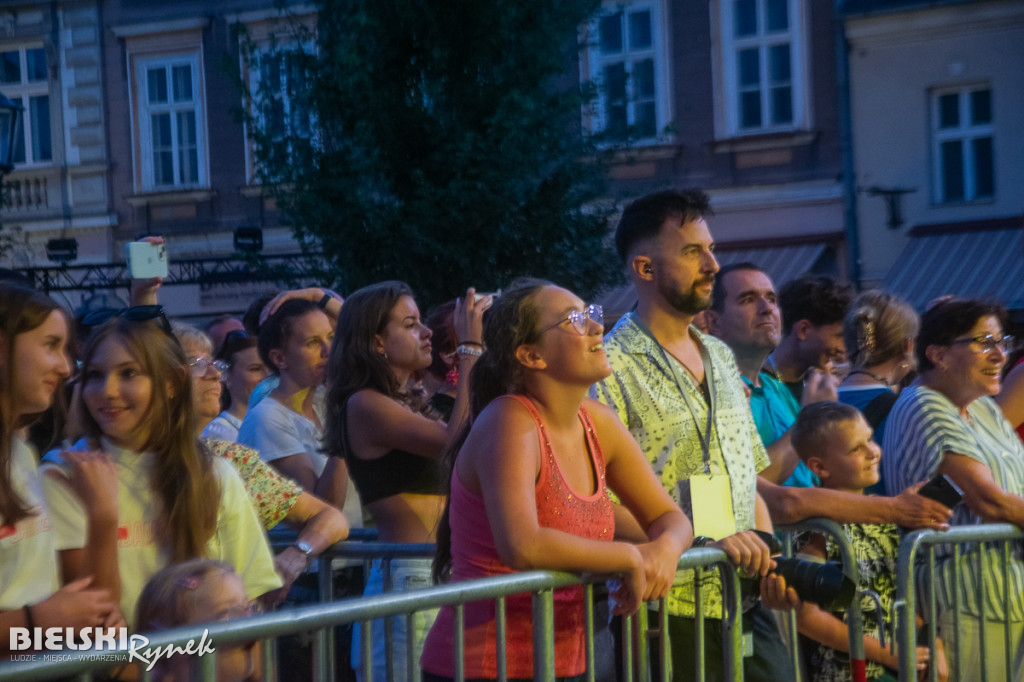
[245,0,621,308]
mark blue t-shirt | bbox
[743,372,817,488]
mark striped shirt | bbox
[883,382,1024,621]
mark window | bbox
[0,45,52,165]
[720,0,806,135]
[247,44,316,181]
[583,1,669,143]
[134,55,206,190]
[932,86,994,203]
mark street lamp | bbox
[0,91,22,176]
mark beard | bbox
[660,276,714,315]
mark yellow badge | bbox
[690,474,737,540]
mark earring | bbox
[379,351,389,361]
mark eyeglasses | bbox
[217,600,263,622]
[538,304,603,336]
[189,355,224,377]
[949,334,1014,355]
[81,305,174,338]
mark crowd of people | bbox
[0,187,1021,681]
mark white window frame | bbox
[0,44,53,167]
[718,0,809,137]
[931,85,994,204]
[134,54,207,191]
[581,0,671,145]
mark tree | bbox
[244,0,620,307]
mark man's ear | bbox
[515,344,547,371]
[805,456,828,481]
[268,347,286,372]
[703,310,720,335]
[631,255,654,282]
[794,319,814,341]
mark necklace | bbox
[846,369,891,387]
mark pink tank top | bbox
[420,394,615,678]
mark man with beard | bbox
[590,189,798,681]
[705,263,837,487]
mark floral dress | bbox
[804,521,900,682]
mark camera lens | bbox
[771,558,855,610]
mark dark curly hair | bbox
[779,275,854,335]
[917,298,1006,373]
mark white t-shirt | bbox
[201,411,243,443]
[0,437,60,609]
[40,438,282,627]
[238,391,328,474]
[238,388,364,532]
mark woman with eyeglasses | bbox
[322,280,488,682]
[421,278,690,681]
[39,315,281,628]
[201,330,269,443]
[173,322,348,602]
[0,283,119,651]
[882,298,1024,682]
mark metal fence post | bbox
[532,589,556,682]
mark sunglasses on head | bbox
[81,305,174,338]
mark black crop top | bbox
[341,400,444,505]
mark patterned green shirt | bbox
[590,313,769,618]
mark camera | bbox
[748,530,856,610]
[769,557,855,610]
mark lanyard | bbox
[632,316,718,475]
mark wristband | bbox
[318,292,334,310]
[455,344,484,358]
[458,341,484,348]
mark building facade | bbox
[583,0,850,316]
[843,0,1024,315]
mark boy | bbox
[791,402,947,681]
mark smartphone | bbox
[918,473,963,508]
[126,241,169,279]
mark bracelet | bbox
[24,603,35,631]
[455,344,484,357]
[458,341,484,348]
[318,292,334,310]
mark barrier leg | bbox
[532,589,556,682]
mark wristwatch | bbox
[294,540,315,571]
[692,536,716,548]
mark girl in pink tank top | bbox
[421,279,692,681]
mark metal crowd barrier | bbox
[0,548,744,682]
[777,519,864,682]
[894,523,1024,682]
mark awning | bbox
[597,241,831,322]
[882,223,1024,311]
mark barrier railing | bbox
[894,523,1024,682]
[777,519,864,682]
[0,548,743,682]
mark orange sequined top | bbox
[421,394,614,679]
